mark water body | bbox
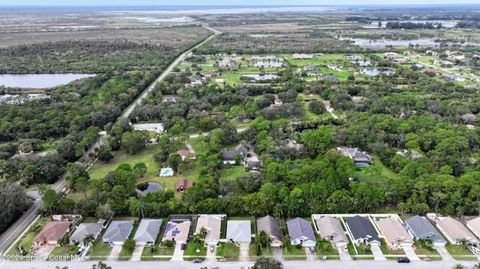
[360,69,394,76]
[0,74,95,89]
[136,182,163,194]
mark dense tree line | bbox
[0,183,31,233]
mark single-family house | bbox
[221,144,248,165]
[226,221,251,244]
[134,219,162,245]
[175,178,193,192]
[103,220,135,245]
[177,149,196,161]
[315,216,348,247]
[132,123,164,134]
[257,216,283,247]
[162,220,191,244]
[346,216,380,245]
[287,218,316,248]
[375,218,413,249]
[292,53,314,59]
[195,215,222,246]
[467,217,480,240]
[34,221,71,246]
[70,222,103,246]
[434,217,479,245]
[404,216,446,246]
[162,95,177,103]
[304,65,317,71]
[337,147,373,166]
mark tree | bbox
[121,131,148,154]
[58,234,70,252]
[308,100,326,115]
[133,163,147,178]
[252,257,283,269]
[75,177,89,199]
[97,144,113,162]
[300,126,335,157]
[167,154,182,172]
[91,261,111,269]
[41,187,60,216]
[257,231,271,250]
[83,234,95,247]
[0,184,31,233]
[123,238,136,253]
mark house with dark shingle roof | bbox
[346,216,380,246]
[103,220,135,245]
[257,215,283,247]
[287,218,316,248]
[221,144,248,165]
[405,216,446,246]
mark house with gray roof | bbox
[346,216,380,246]
[257,216,283,247]
[221,144,261,171]
[70,222,103,247]
[315,216,348,247]
[337,147,373,166]
[405,216,446,246]
[287,218,316,248]
[103,220,135,245]
[134,219,162,245]
[226,220,251,244]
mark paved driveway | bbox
[130,245,145,261]
[171,243,184,261]
[239,244,249,262]
[272,247,283,261]
[206,245,216,262]
[435,245,453,261]
[402,244,420,261]
[107,245,122,261]
[305,247,318,261]
[337,245,351,261]
[370,244,386,261]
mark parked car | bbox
[397,257,410,263]
[210,245,215,253]
[180,243,186,250]
[192,258,204,263]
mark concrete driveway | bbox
[402,244,420,261]
[337,245,351,261]
[305,247,318,261]
[130,245,145,261]
[370,244,386,261]
[435,245,453,261]
[272,247,283,261]
[239,244,249,262]
[107,245,122,261]
[171,243,184,261]
[206,245,216,262]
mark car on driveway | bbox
[397,257,410,263]
[192,258,204,263]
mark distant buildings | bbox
[132,123,164,134]
[293,53,314,59]
[337,147,373,166]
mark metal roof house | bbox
[70,222,103,246]
[257,215,283,247]
[375,218,413,249]
[133,219,162,245]
[404,216,446,246]
[315,216,348,247]
[226,220,251,244]
[287,218,316,248]
[196,215,222,246]
[346,216,380,245]
[435,217,479,245]
[103,220,135,245]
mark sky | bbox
[0,0,479,6]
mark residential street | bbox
[0,260,478,269]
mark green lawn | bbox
[118,245,135,261]
[88,242,111,259]
[249,244,273,257]
[49,245,79,258]
[184,241,207,257]
[141,244,175,258]
[217,243,240,260]
[316,239,339,256]
[221,166,248,181]
[413,240,439,256]
[8,217,48,255]
[379,239,404,255]
[282,245,306,256]
[347,243,372,255]
[446,244,474,256]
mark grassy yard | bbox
[413,240,439,256]
[249,244,273,257]
[217,243,240,260]
[141,244,175,259]
[184,241,207,257]
[88,241,110,259]
[347,243,372,255]
[446,244,475,258]
[8,217,48,255]
[316,239,339,256]
[49,245,79,257]
[282,245,306,256]
[379,240,404,255]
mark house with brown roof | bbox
[195,215,222,246]
[375,218,413,250]
[177,149,196,161]
[257,216,283,247]
[433,216,479,245]
[175,178,193,192]
[34,221,71,246]
[315,216,348,247]
[467,217,480,240]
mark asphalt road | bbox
[0,26,220,256]
[0,260,478,269]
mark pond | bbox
[0,74,95,89]
[360,69,394,76]
[136,182,163,195]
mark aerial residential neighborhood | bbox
[2,1,480,269]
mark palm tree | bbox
[452,264,465,269]
[83,234,95,247]
[58,234,70,252]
